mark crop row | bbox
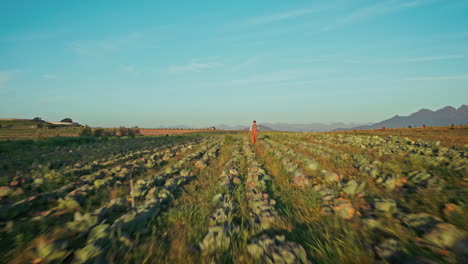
[309,134,467,172]
[263,138,358,218]
[242,141,310,263]
[1,137,205,206]
[23,138,223,263]
[0,138,205,222]
[198,139,311,263]
[0,136,197,184]
[199,141,243,255]
[73,139,223,263]
[281,136,438,191]
[265,136,467,262]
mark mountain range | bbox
[216,122,366,132]
[342,105,468,130]
[216,105,467,132]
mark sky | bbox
[1,0,467,127]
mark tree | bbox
[33,117,43,122]
[422,124,426,128]
[408,125,412,128]
[61,118,73,123]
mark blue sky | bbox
[1,0,467,127]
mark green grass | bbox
[0,119,42,127]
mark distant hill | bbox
[215,124,244,130]
[216,124,275,131]
[262,122,367,132]
[217,105,468,132]
[341,105,468,130]
[256,125,275,131]
[216,122,366,132]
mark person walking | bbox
[249,120,259,144]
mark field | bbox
[0,131,467,264]
[140,129,214,136]
[334,126,468,148]
[0,120,82,141]
[0,127,208,141]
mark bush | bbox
[93,128,105,137]
[129,126,140,137]
[78,126,140,138]
[80,126,93,137]
[118,126,128,137]
[61,118,73,123]
[104,128,118,137]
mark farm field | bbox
[0,127,207,141]
[0,128,82,141]
[140,128,214,136]
[333,126,468,148]
[0,132,466,263]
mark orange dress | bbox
[250,124,258,144]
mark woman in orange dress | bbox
[249,120,258,144]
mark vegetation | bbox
[0,130,466,263]
[334,125,468,148]
[0,124,141,141]
[79,126,141,138]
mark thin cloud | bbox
[398,54,468,62]
[406,75,468,81]
[293,53,342,63]
[204,69,306,88]
[121,65,136,72]
[367,54,468,63]
[119,64,141,76]
[244,5,330,25]
[67,32,143,55]
[335,54,468,64]
[321,0,430,32]
[231,56,261,71]
[41,74,57,79]
[0,71,14,93]
[169,58,221,73]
